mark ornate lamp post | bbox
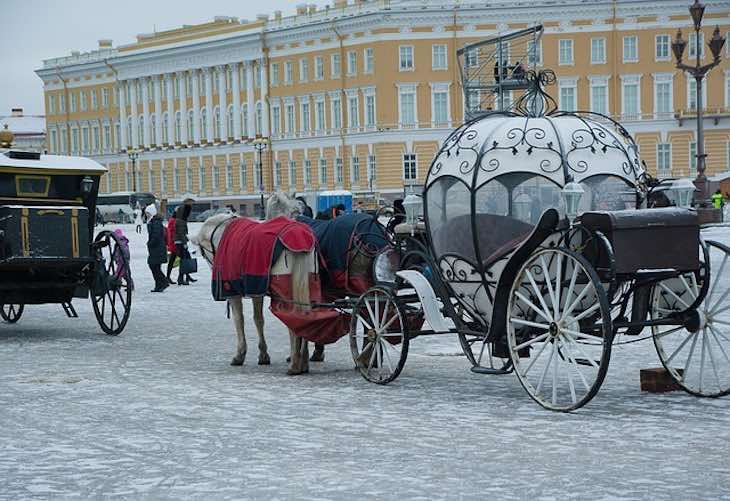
[127,149,139,192]
[251,134,268,220]
[671,0,726,205]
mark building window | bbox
[318,158,327,185]
[199,165,206,192]
[654,76,673,116]
[50,129,57,153]
[300,58,309,82]
[335,157,344,185]
[70,93,77,112]
[623,36,638,63]
[432,86,449,125]
[288,160,296,188]
[103,125,111,151]
[91,90,98,110]
[185,163,192,192]
[137,116,144,145]
[301,101,311,133]
[93,126,100,152]
[367,155,376,189]
[331,54,341,78]
[347,51,357,76]
[272,105,281,136]
[527,39,542,66]
[254,161,262,191]
[400,46,414,71]
[285,103,295,134]
[656,35,671,61]
[79,91,87,111]
[255,102,263,135]
[240,161,247,191]
[284,61,293,84]
[689,32,705,59]
[590,80,608,115]
[365,94,376,128]
[315,56,324,80]
[622,77,641,119]
[47,95,56,114]
[315,100,326,132]
[274,160,282,188]
[687,78,706,110]
[559,80,577,112]
[82,127,89,154]
[304,159,312,187]
[657,143,671,176]
[173,165,180,193]
[102,88,110,108]
[271,63,279,86]
[160,166,167,193]
[351,156,360,184]
[364,48,374,74]
[162,113,169,144]
[432,44,447,70]
[242,105,248,137]
[59,94,65,113]
[348,95,359,129]
[465,48,477,68]
[559,39,574,65]
[331,96,342,130]
[403,153,417,181]
[399,86,417,127]
[591,38,606,64]
[175,112,182,142]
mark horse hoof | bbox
[310,351,324,362]
[230,355,244,366]
[258,354,271,365]
[287,368,303,375]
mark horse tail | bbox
[290,251,311,312]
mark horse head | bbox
[266,191,302,220]
[193,212,235,265]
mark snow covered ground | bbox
[1,223,729,499]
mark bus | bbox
[97,191,156,223]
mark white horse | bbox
[193,193,315,375]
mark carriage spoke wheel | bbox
[652,240,730,397]
[458,330,511,374]
[91,231,132,336]
[0,304,24,323]
[349,287,410,384]
[507,247,613,412]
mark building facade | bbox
[36,0,730,213]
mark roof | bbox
[319,190,353,197]
[0,150,107,174]
[0,116,45,135]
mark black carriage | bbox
[348,72,730,411]
[0,149,132,335]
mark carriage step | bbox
[471,366,511,375]
[62,302,78,318]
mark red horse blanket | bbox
[212,216,316,300]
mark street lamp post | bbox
[252,134,268,220]
[671,0,726,205]
[127,149,139,192]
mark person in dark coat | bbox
[173,204,196,285]
[146,206,168,293]
[165,211,177,284]
[296,196,314,218]
[387,199,406,234]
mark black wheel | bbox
[349,286,410,384]
[506,247,613,411]
[91,230,132,336]
[0,304,24,323]
[652,240,730,397]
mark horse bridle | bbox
[197,215,237,265]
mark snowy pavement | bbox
[1,223,729,500]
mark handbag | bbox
[181,256,198,274]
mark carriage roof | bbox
[0,150,107,175]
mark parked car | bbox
[194,207,232,222]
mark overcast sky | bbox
[2,0,330,119]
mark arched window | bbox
[137,115,144,145]
[126,117,133,148]
[214,106,221,140]
[187,110,194,140]
[162,113,169,144]
[150,114,156,145]
[255,102,263,135]
[242,105,248,137]
[175,111,182,143]
[227,105,234,139]
[200,108,207,141]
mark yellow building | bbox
[36,0,730,214]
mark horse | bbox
[193,195,316,375]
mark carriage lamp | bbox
[513,193,532,222]
[669,178,698,208]
[81,176,94,196]
[561,181,585,221]
[403,191,423,226]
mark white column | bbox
[118,80,128,150]
[260,57,270,137]
[246,61,255,138]
[164,74,174,146]
[230,62,242,140]
[129,79,139,149]
[153,76,163,147]
[190,69,201,145]
[141,76,150,149]
[217,65,228,141]
[205,67,214,143]
[177,71,188,145]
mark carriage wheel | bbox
[349,286,410,384]
[458,322,511,374]
[0,304,24,323]
[506,247,613,411]
[652,240,730,397]
[91,231,132,336]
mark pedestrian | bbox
[165,210,177,285]
[387,198,406,233]
[146,204,168,293]
[295,196,314,218]
[712,189,724,210]
[174,204,196,285]
[117,208,125,224]
[95,207,105,226]
[133,203,143,234]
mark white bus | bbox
[97,191,156,223]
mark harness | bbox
[198,215,237,265]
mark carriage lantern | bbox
[403,190,423,225]
[561,181,585,221]
[81,176,94,196]
[513,192,532,221]
[668,177,698,208]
